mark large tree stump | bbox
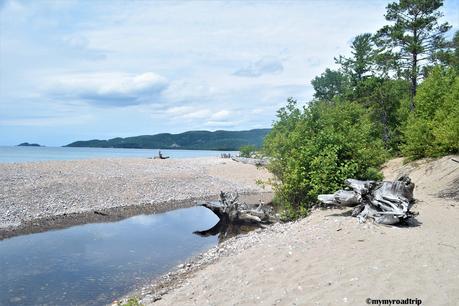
[318,176,416,225]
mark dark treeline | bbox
[66,129,270,151]
[263,0,458,219]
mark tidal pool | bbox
[0,206,221,305]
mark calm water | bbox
[0,146,238,163]
[0,206,220,306]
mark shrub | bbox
[239,145,257,158]
[122,297,142,306]
[402,67,459,159]
[264,99,387,219]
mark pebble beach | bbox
[0,157,272,239]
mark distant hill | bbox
[17,142,42,147]
[64,129,271,151]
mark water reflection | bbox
[193,220,260,242]
[0,204,268,306]
[0,206,219,306]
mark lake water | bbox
[0,206,221,306]
[0,146,238,163]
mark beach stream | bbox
[0,205,250,306]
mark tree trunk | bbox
[410,72,417,112]
[381,108,390,146]
[410,27,418,112]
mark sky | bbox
[0,0,458,146]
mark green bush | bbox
[264,99,387,219]
[239,145,257,158]
[122,297,142,306]
[402,67,459,159]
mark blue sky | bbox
[0,0,457,146]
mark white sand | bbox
[149,156,459,306]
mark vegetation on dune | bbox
[263,0,458,219]
[264,99,387,219]
[402,67,459,159]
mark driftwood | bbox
[231,157,269,167]
[199,191,275,225]
[154,150,170,159]
[220,153,232,158]
[318,176,416,225]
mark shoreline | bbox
[125,155,459,306]
[0,192,274,240]
[119,220,292,305]
[0,157,272,240]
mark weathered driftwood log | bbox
[199,191,275,225]
[318,176,416,225]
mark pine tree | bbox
[376,0,451,111]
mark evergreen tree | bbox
[336,33,375,84]
[376,0,451,111]
[435,31,459,71]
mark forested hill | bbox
[64,129,271,150]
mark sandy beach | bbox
[134,155,459,306]
[0,157,272,239]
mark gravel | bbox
[0,157,272,239]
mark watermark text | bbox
[366,298,422,305]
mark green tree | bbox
[264,99,387,218]
[376,0,451,111]
[336,33,375,84]
[263,97,302,180]
[402,66,458,159]
[311,69,350,101]
[239,145,257,158]
[453,31,459,71]
[435,31,459,71]
[352,77,410,151]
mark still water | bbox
[0,146,238,163]
[0,206,221,306]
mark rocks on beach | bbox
[0,157,272,238]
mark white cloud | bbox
[163,106,209,119]
[61,34,107,61]
[204,120,239,128]
[163,107,234,121]
[1,0,457,145]
[0,115,93,127]
[46,72,168,107]
[233,56,283,77]
[181,109,211,120]
[161,80,217,102]
[211,110,233,120]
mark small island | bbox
[17,142,42,147]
